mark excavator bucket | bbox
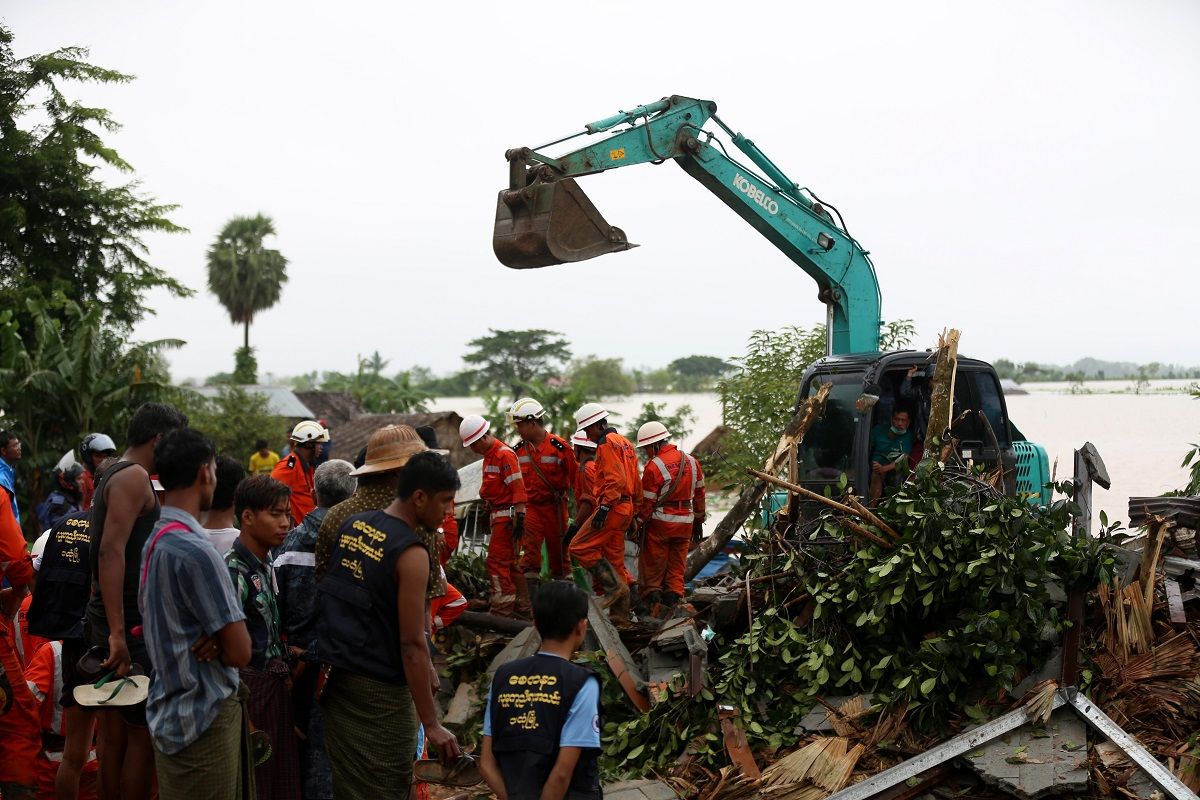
[493,178,637,269]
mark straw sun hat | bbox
[350,425,427,477]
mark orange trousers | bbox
[638,522,691,596]
[485,519,520,604]
[36,754,99,800]
[0,617,40,788]
[569,506,634,584]
[519,500,568,577]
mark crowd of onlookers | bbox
[0,406,476,800]
[0,394,705,800]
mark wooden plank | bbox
[1166,579,1187,626]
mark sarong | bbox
[242,659,301,800]
[155,683,254,800]
[323,671,417,800]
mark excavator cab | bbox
[492,154,637,269]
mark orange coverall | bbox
[569,429,639,583]
[439,505,458,567]
[25,641,100,800]
[0,492,39,790]
[478,438,527,611]
[637,444,706,598]
[515,433,577,577]
[271,452,317,526]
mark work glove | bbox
[691,518,705,546]
[563,522,580,547]
[512,512,525,542]
[591,505,610,531]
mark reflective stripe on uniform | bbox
[491,509,515,520]
[518,456,532,465]
[503,473,523,485]
[484,466,502,474]
[642,490,657,500]
[652,510,695,524]
[274,551,316,568]
[651,457,671,483]
[539,456,561,465]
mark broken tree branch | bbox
[685,382,831,581]
[922,329,961,466]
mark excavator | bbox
[492,95,1050,505]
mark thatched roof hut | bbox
[329,411,478,468]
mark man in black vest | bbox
[27,509,97,800]
[317,450,462,799]
[480,581,602,800]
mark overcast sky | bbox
[7,0,1200,381]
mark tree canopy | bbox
[0,24,188,335]
[206,213,288,351]
[463,329,571,397]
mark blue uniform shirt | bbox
[482,651,601,748]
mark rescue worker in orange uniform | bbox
[25,640,101,800]
[416,426,460,565]
[565,431,598,553]
[509,398,577,580]
[460,415,528,617]
[0,481,40,794]
[635,421,706,617]
[567,403,640,625]
[272,420,329,526]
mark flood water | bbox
[430,382,1200,530]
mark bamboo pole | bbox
[922,329,961,465]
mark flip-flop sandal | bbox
[75,646,108,682]
[413,755,482,787]
[72,670,150,708]
[250,730,273,766]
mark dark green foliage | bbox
[624,402,695,445]
[232,346,258,385]
[597,464,1116,775]
[0,299,180,535]
[174,385,283,465]
[0,24,190,336]
[320,352,431,414]
[567,356,635,397]
[713,325,827,486]
[464,329,571,397]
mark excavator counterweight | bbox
[492,178,637,269]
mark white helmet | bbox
[574,402,607,429]
[460,414,490,446]
[290,420,330,444]
[571,430,597,450]
[636,421,670,448]
[509,397,545,423]
[31,530,51,560]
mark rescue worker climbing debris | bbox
[272,420,329,527]
[567,403,640,626]
[510,397,577,580]
[460,414,528,618]
[635,421,706,617]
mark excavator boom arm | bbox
[493,95,882,354]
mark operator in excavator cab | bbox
[868,407,914,506]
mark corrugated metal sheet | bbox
[195,385,315,419]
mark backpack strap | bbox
[139,521,190,594]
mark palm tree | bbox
[205,214,288,350]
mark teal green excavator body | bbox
[493,95,883,356]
